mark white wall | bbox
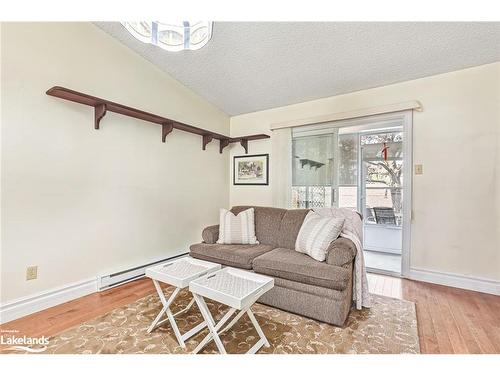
[229,62,500,282]
[1,23,230,302]
[1,23,498,306]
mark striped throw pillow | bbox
[216,208,259,245]
[295,211,345,262]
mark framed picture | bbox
[233,154,269,185]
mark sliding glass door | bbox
[360,129,404,274]
[289,112,412,276]
[361,130,404,228]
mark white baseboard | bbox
[408,267,500,295]
[0,252,189,324]
[2,261,497,324]
[0,278,98,324]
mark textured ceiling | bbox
[95,22,500,115]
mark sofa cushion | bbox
[189,243,274,270]
[252,247,350,290]
[277,209,310,250]
[295,211,345,261]
[231,206,286,247]
[217,208,259,244]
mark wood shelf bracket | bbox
[240,138,249,154]
[202,134,213,150]
[46,86,270,153]
[219,139,230,154]
[94,103,107,130]
[162,122,174,142]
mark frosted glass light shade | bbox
[122,21,213,51]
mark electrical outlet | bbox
[26,266,38,281]
[415,164,423,175]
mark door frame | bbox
[400,110,413,278]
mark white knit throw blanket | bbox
[314,207,372,309]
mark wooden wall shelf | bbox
[46,86,269,154]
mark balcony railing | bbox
[291,186,332,209]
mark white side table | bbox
[145,257,221,348]
[189,267,274,354]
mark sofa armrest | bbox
[202,225,219,244]
[326,237,357,267]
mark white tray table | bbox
[145,257,221,348]
[189,267,274,354]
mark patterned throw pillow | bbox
[295,211,345,262]
[216,208,259,245]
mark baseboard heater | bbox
[97,252,188,291]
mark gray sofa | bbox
[189,206,357,327]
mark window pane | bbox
[291,186,331,209]
[364,187,403,226]
[365,160,404,188]
[291,186,306,208]
[291,133,333,209]
[338,186,357,210]
[338,133,358,185]
[292,134,333,186]
[361,131,403,146]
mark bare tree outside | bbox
[361,132,404,220]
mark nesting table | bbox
[189,267,274,354]
[145,257,220,348]
[146,257,274,354]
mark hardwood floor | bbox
[0,278,156,340]
[368,273,500,353]
[1,274,499,353]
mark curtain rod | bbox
[270,100,422,130]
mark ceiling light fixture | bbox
[121,21,213,52]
